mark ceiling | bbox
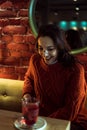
[49,0,87,11]
[36,0,87,21]
[49,0,87,5]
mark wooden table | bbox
[0,109,70,130]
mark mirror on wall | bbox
[29,0,87,54]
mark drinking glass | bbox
[22,97,39,127]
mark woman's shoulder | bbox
[63,62,84,76]
[73,61,85,73]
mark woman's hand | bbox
[23,93,32,101]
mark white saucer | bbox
[14,116,47,130]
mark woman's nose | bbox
[43,50,49,57]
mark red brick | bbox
[26,26,33,34]
[18,74,25,80]
[12,1,30,9]
[19,9,28,17]
[3,56,21,66]
[29,44,36,52]
[1,34,12,43]
[3,25,27,34]
[22,50,31,57]
[0,66,15,73]
[7,42,29,51]
[25,35,36,44]
[0,9,16,17]
[0,43,8,59]
[9,18,21,25]
[8,49,31,58]
[0,43,5,60]
[15,67,27,74]
[0,27,2,33]
[0,49,3,60]
[0,73,18,79]
[20,18,29,26]
[13,35,25,44]
[7,42,30,58]
[0,1,13,9]
[0,19,9,26]
[20,56,31,66]
[0,58,4,64]
[0,42,6,48]
[0,0,34,80]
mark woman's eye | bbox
[38,47,55,52]
[48,48,55,51]
[38,47,43,51]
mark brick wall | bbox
[0,0,36,80]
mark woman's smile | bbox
[38,36,58,65]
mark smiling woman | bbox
[28,0,87,55]
[23,23,87,130]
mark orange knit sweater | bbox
[23,53,87,130]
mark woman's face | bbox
[38,36,58,65]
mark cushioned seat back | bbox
[0,78,24,112]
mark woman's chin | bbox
[44,60,57,65]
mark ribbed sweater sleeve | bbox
[23,55,35,96]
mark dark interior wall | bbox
[0,0,35,80]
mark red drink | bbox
[22,98,39,126]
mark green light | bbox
[80,21,87,27]
[28,0,38,37]
[70,21,77,27]
[59,21,68,30]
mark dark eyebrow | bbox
[38,45,55,48]
[47,46,55,48]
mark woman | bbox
[23,24,87,130]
